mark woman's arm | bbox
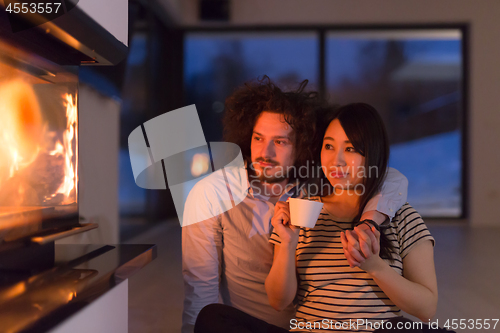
[367,241,437,321]
[265,201,300,311]
[265,243,298,311]
[342,227,438,321]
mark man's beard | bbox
[249,159,289,184]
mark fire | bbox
[0,79,78,206]
[49,142,64,156]
[0,81,43,183]
[51,93,78,202]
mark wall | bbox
[50,280,128,333]
[57,84,120,244]
[171,0,500,226]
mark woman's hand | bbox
[341,225,384,273]
[271,201,299,246]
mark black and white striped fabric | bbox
[269,202,435,332]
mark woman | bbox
[196,103,446,333]
[266,103,438,332]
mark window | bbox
[326,30,463,217]
[183,27,465,218]
[184,31,319,142]
[119,32,149,217]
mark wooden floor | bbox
[126,220,500,333]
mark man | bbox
[181,77,408,333]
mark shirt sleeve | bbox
[363,167,408,220]
[395,203,435,259]
[181,184,223,333]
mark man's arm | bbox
[361,167,408,223]
[181,187,223,333]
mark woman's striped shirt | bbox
[269,202,435,332]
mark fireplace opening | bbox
[0,37,80,245]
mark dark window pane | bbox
[119,33,149,216]
[326,30,463,217]
[184,32,319,142]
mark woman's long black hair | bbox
[315,103,396,261]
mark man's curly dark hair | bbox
[222,76,320,181]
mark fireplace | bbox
[0,34,82,237]
[0,1,127,265]
[0,4,158,333]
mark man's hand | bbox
[340,222,382,268]
[342,210,387,267]
[341,228,362,268]
[355,226,385,274]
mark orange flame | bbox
[50,93,78,203]
[0,80,78,206]
[0,80,43,187]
